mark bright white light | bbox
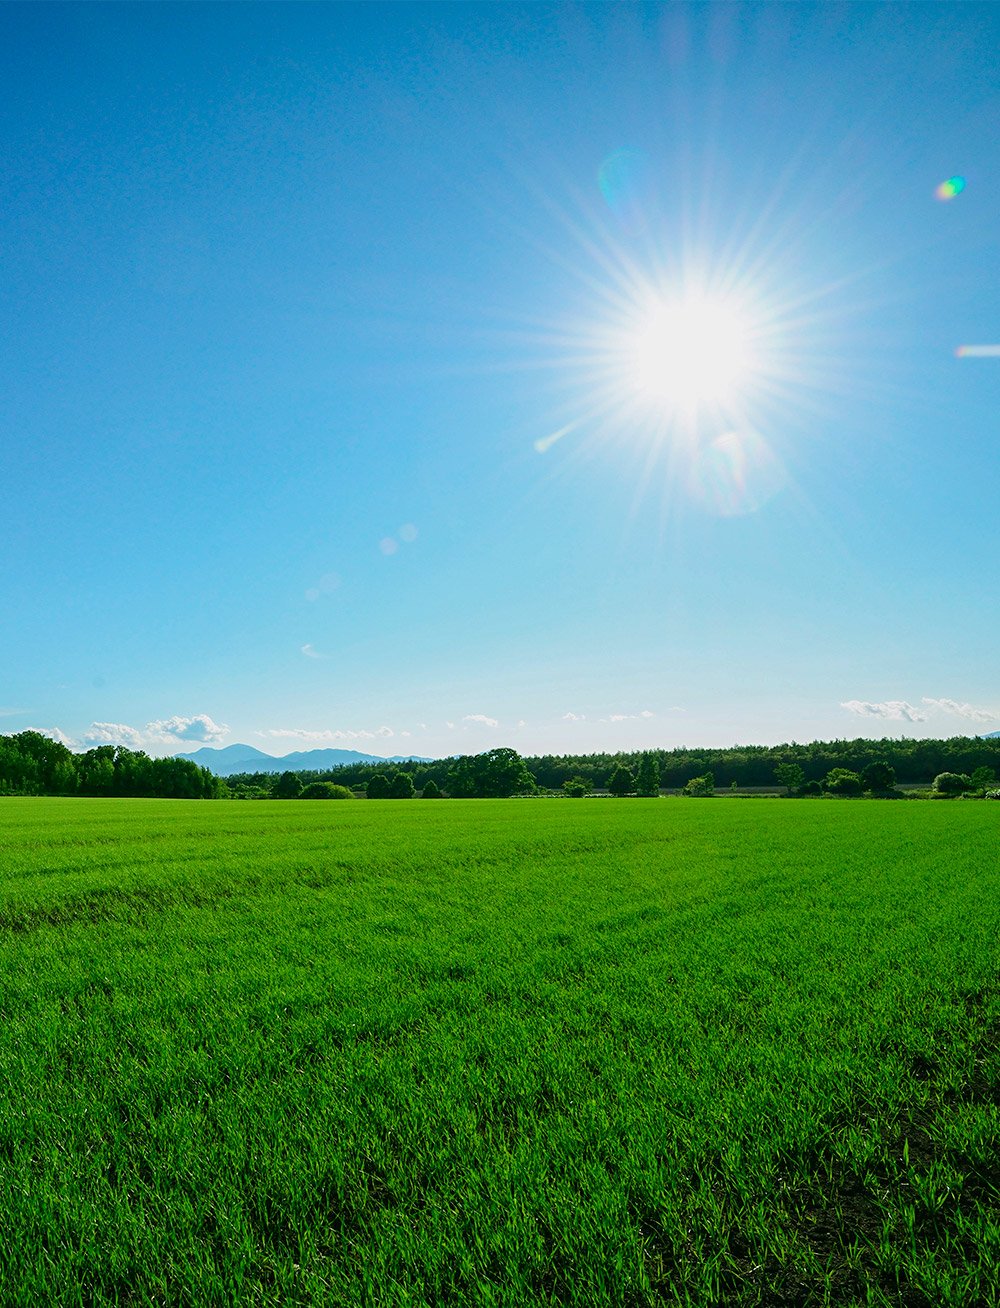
[626,294,754,411]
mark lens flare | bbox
[936,176,965,200]
[598,149,652,235]
[686,430,787,516]
[955,344,1000,358]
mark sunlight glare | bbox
[625,294,755,412]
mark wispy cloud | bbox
[300,643,327,659]
[840,700,927,722]
[608,710,655,722]
[463,714,499,727]
[266,725,394,742]
[562,711,586,721]
[922,697,999,723]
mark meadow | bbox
[0,797,997,1307]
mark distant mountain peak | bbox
[174,743,431,776]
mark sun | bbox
[624,291,756,414]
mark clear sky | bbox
[3,2,999,760]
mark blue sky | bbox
[3,2,999,759]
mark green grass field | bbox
[0,798,997,1307]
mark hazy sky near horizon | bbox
[3,2,999,760]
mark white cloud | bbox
[562,711,586,721]
[922,697,999,723]
[83,722,147,748]
[640,710,655,719]
[840,700,927,722]
[463,714,499,727]
[608,710,655,722]
[147,714,229,744]
[26,726,76,747]
[516,719,526,728]
[300,643,325,659]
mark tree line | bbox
[0,732,224,798]
[227,735,1000,799]
[522,736,1000,791]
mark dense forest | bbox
[4,730,1000,799]
[225,735,1000,797]
[0,732,223,798]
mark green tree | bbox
[683,772,714,797]
[563,776,589,798]
[932,771,970,796]
[300,782,353,799]
[366,773,390,799]
[273,771,302,799]
[421,779,441,798]
[447,749,535,798]
[607,765,634,797]
[970,766,996,792]
[861,761,896,794]
[635,754,660,797]
[389,771,415,798]
[775,762,805,795]
[824,768,862,796]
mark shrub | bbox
[800,779,823,796]
[932,772,970,796]
[824,768,862,796]
[300,782,352,799]
[421,779,441,798]
[563,776,589,798]
[683,773,714,797]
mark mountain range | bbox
[175,743,432,777]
